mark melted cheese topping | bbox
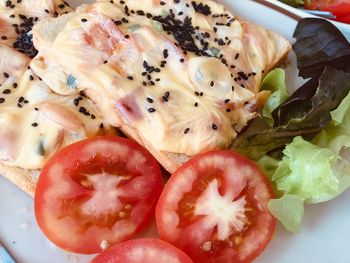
[0,43,112,169]
[31,0,283,156]
[0,0,72,57]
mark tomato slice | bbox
[304,1,350,22]
[90,238,194,263]
[156,150,276,263]
[35,136,163,254]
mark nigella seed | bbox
[148,108,156,113]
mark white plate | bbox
[1,1,350,262]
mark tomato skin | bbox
[35,136,163,254]
[90,238,194,263]
[304,1,350,23]
[156,150,276,263]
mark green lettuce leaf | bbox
[261,69,289,126]
[268,194,304,233]
[234,67,350,160]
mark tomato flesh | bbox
[35,136,163,254]
[156,150,276,263]
[91,238,194,263]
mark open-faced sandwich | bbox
[0,0,300,262]
[1,0,290,196]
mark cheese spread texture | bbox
[0,43,111,169]
[31,0,281,156]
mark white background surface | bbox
[1,0,350,262]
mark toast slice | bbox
[31,1,291,174]
[1,0,291,196]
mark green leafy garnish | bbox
[234,18,350,232]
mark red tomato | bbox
[156,150,276,263]
[305,0,350,23]
[90,238,194,263]
[35,136,163,254]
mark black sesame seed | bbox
[212,123,218,130]
[13,82,18,88]
[194,102,198,107]
[147,97,154,103]
[226,108,231,112]
[210,81,214,87]
[31,123,38,127]
[235,53,239,60]
[1,36,7,40]
[178,11,183,16]
[136,10,145,16]
[3,89,11,94]
[199,92,203,96]
[162,96,168,102]
[34,107,38,111]
[125,34,130,39]
[0,98,5,103]
[81,18,88,22]
[91,114,96,119]
[3,72,9,78]
[29,75,34,81]
[18,96,24,103]
[44,9,49,14]
[184,128,190,134]
[160,1,166,5]
[148,108,156,113]
[155,78,160,82]
[23,99,29,103]
[180,58,185,63]
[195,91,200,96]
[224,99,230,104]
[127,76,134,80]
[142,81,147,86]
